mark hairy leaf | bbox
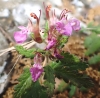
[14,68,32,98]
[60,52,89,71]
[15,45,36,58]
[14,68,48,98]
[44,66,55,96]
[54,66,94,88]
[22,81,48,98]
[44,66,55,83]
[44,81,54,96]
[89,54,100,64]
[57,80,67,92]
[69,85,76,98]
[49,61,62,69]
[58,35,68,48]
[87,22,100,34]
[79,86,88,92]
[80,22,100,34]
[84,34,100,56]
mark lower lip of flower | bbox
[71,22,75,26]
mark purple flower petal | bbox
[46,37,56,50]
[69,19,80,31]
[55,18,73,36]
[30,53,43,82]
[14,25,29,43]
[61,23,73,36]
[30,66,43,82]
[14,31,27,43]
[56,21,64,32]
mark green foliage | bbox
[43,81,54,97]
[87,22,100,34]
[84,33,100,64]
[22,81,48,98]
[49,53,94,88]
[79,86,88,92]
[60,52,89,71]
[49,61,62,69]
[14,68,48,98]
[15,45,36,58]
[58,36,68,48]
[80,22,100,34]
[44,66,55,97]
[14,52,94,98]
[88,54,100,64]
[57,80,67,92]
[84,33,100,56]
[54,66,94,88]
[69,85,76,98]
[83,22,100,64]
[44,66,55,83]
[14,68,32,98]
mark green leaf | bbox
[84,34,94,48]
[58,35,68,48]
[44,66,55,83]
[15,45,36,58]
[14,68,32,98]
[87,22,100,34]
[57,80,67,92]
[14,68,48,98]
[54,66,94,88]
[49,54,93,88]
[89,54,100,64]
[44,66,55,96]
[44,81,54,96]
[69,85,76,98]
[60,52,89,71]
[79,86,88,92]
[49,61,62,69]
[84,33,100,56]
[22,81,48,98]
[43,21,49,39]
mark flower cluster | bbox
[14,4,80,82]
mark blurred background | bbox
[0,0,100,43]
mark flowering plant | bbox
[13,4,94,98]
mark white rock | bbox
[49,0,62,6]
[0,73,8,94]
[0,9,10,17]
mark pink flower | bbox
[14,10,43,44]
[55,21,64,32]
[61,23,73,36]
[14,26,28,43]
[30,66,43,82]
[30,53,43,82]
[56,18,73,36]
[69,18,80,31]
[46,37,56,50]
[56,18,80,36]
